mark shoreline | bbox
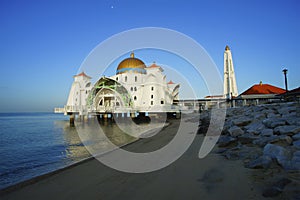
[0,121,169,194]
[2,102,299,199]
[0,113,265,200]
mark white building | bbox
[60,52,180,115]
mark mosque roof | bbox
[148,63,161,68]
[74,72,91,79]
[116,52,146,74]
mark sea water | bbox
[0,113,137,189]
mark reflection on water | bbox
[54,120,91,162]
[0,113,166,189]
[72,117,166,157]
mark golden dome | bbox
[116,52,146,74]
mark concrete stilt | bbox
[84,115,89,122]
[70,114,75,126]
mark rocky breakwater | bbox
[200,102,300,198]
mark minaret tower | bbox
[223,45,238,99]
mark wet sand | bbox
[1,115,266,200]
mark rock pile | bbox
[199,101,300,198]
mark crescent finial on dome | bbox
[130,52,134,58]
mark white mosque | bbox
[61,52,180,117]
[55,46,239,120]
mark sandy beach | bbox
[0,113,269,200]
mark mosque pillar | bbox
[70,114,75,126]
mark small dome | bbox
[116,52,146,74]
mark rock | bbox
[271,120,286,128]
[278,106,296,115]
[237,133,259,144]
[254,113,265,120]
[273,125,300,135]
[282,135,293,145]
[282,112,297,119]
[270,135,293,146]
[228,126,244,137]
[217,136,237,147]
[232,117,252,127]
[263,178,292,197]
[262,187,281,197]
[245,122,265,135]
[245,155,272,169]
[223,149,240,160]
[289,151,300,170]
[273,178,292,191]
[292,132,300,140]
[253,136,280,147]
[260,129,273,137]
[267,112,279,118]
[293,140,300,149]
[263,118,286,128]
[285,118,300,126]
[263,144,292,168]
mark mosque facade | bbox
[63,52,180,115]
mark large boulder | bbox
[263,144,292,168]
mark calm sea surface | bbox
[0,113,135,189]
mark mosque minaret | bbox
[223,45,238,99]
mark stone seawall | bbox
[200,102,300,198]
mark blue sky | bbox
[0,0,299,112]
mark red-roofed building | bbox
[239,81,285,99]
[167,80,175,84]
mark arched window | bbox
[135,76,137,82]
[151,95,153,99]
[134,87,137,91]
[151,101,153,105]
[151,86,154,91]
[131,87,133,91]
[134,96,137,101]
[161,100,164,104]
[125,76,127,82]
[116,77,118,81]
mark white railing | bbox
[55,104,182,114]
